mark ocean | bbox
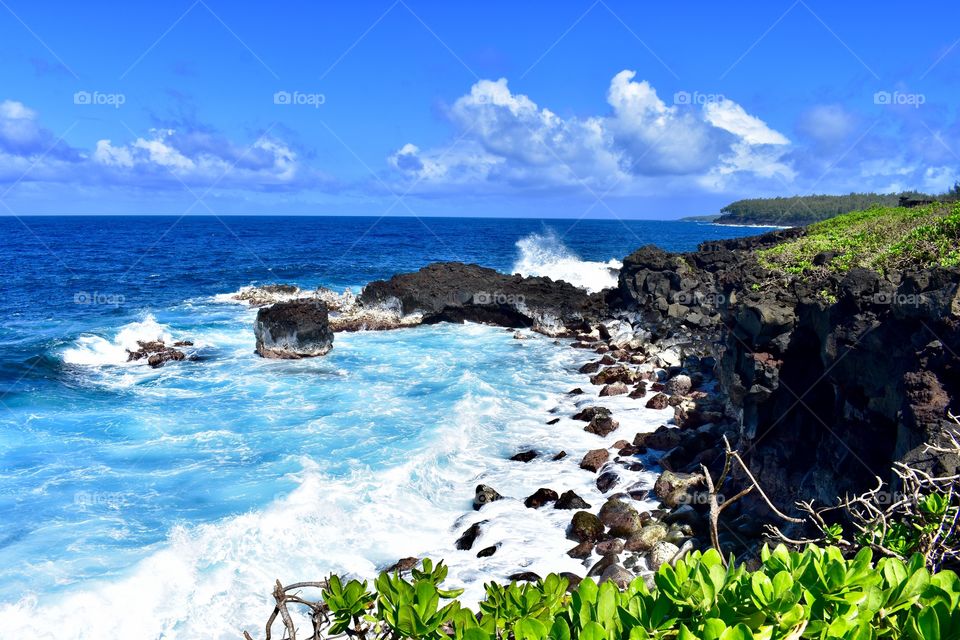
[0,216,775,638]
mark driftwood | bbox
[244,580,328,640]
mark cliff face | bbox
[616,231,960,509]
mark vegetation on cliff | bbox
[756,202,960,275]
[714,192,929,226]
[248,548,959,640]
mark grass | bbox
[756,202,960,276]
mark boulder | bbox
[598,499,643,537]
[510,450,538,462]
[473,484,503,510]
[599,382,629,397]
[254,301,334,358]
[476,544,499,558]
[555,490,591,510]
[596,471,620,493]
[594,538,625,555]
[580,449,609,473]
[624,523,668,552]
[570,511,604,542]
[524,488,559,508]
[599,564,634,588]
[648,541,680,572]
[590,365,639,386]
[567,540,594,559]
[126,340,187,368]
[664,374,692,396]
[645,393,670,410]
[653,471,705,508]
[584,413,619,437]
[455,522,484,550]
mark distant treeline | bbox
[714,192,931,226]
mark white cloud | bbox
[388,71,794,195]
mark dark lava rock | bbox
[126,340,187,368]
[580,448,610,473]
[561,572,583,590]
[579,361,602,374]
[510,450,538,463]
[359,262,606,334]
[599,382,629,397]
[567,540,594,559]
[653,471,705,508]
[599,564,634,588]
[596,471,620,493]
[640,426,683,450]
[552,451,568,461]
[473,484,503,510]
[476,544,499,558]
[384,557,419,573]
[524,488,559,508]
[664,374,692,396]
[455,521,484,550]
[254,301,334,358]
[594,538,625,555]
[570,511,604,542]
[598,499,643,537]
[546,418,560,425]
[572,406,610,421]
[645,393,670,410]
[508,572,542,582]
[555,490,591,510]
[585,413,620,437]
[590,365,639,386]
[568,388,584,395]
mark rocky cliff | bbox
[615,229,960,512]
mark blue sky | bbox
[1,0,958,217]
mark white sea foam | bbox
[2,327,671,639]
[61,315,176,366]
[511,231,621,293]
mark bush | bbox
[247,546,960,640]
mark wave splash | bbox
[511,231,620,293]
[61,315,175,366]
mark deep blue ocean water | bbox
[0,216,775,638]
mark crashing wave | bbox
[511,230,620,294]
[61,315,183,367]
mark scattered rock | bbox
[384,557,419,573]
[552,451,568,461]
[599,564,634,588]
[570,511,604,542]
[567,541,594,559]
[524,488,559,508]
[648,541,681,572]
[254,301,334,358]
[599,382,629,397]
[653,471,705,508]
[580,449,610,473]
[455,522,484,550]
[624,523,668,552]
[568,388,584,395]
[555,490,591,510]
[664,374,692,396]
[473,484,503,510]
[546,418,560,425]
[596,471,620,493]
[476,545,499,558]
[645,393,670,410]
[585,413,619,437]
[594,538,625,555]
[508,572,542,582]
[510,450,538,463]
[598,499,643,537]
[572,406,610,421]
[126,340,187,368]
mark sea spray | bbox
[511,230,621,293]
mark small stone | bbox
[599,564,634,588]
[570,511,604,542]
[648,541,681,572]
[552,451,568,461]
[455,522,484,550]
[665,374,692,396]
[546,418,560,425]
[555,490,591,510]
[595,538,625,555]
[510,450,538,463]
[508,572,541,582]
[568,388,584,395]
[645,393,670,410]
[598,499,643,537]
[567,541,594,559]
[599,382,629,397]
[596,471,620,493]
[524,488,559,508]
[476,544,499,558]
[384,557,419,573]
[624,523,668,552]
[580,449,609,473]
[653,471,705,508]
[474,484,503,510]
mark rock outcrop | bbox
[359,262,606,335]
[254,301,334,358]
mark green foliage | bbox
[715,192,929,226]
[757,202,960,276]
[313,548,959,640]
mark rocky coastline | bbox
[227,225,959,587]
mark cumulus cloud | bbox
[0,101,321,192]
[387,71,793,194]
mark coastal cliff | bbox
[614,207,960,514]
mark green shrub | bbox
[261,546,960,640]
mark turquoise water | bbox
[0,216,775,638]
